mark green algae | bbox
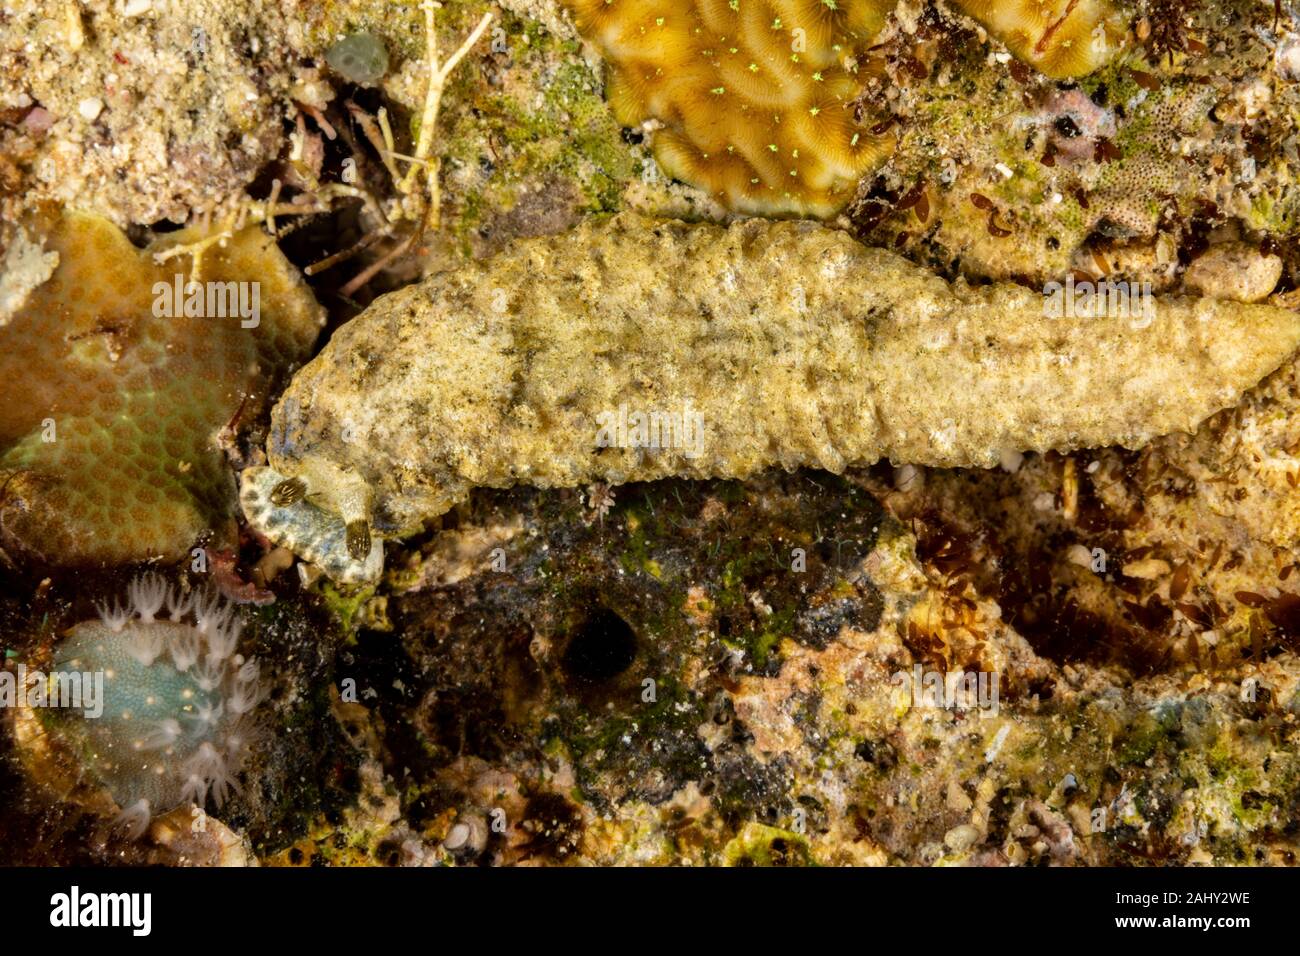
[440,35,636,251]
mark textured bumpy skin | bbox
[243,213,1300,583]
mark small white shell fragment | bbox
[893,463,922,492]
[1183,242,1283,303]
[944,823,981,852]
[985,724,1011,763]
[443,823,471,850]
[1066,544,1094,568]
[946,780,973,812]
[66,2,84,50]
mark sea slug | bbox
[241,214,1300,583]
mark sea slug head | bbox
[239,465,384,586]
[244,385,386,583]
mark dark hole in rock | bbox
[561,607,637,683]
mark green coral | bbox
[0,213,322,567]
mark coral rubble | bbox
[0,0,310,226]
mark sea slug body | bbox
[241,214,1300,583]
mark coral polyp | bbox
[43,575,264,839]
[567,0,898,216]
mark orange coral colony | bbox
[953,0,1126,79]
[567,0,898,217]
[568,0,1127,214]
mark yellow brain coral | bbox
[567,0,898,216]
[568,0,1126,215]
[954,0,1127,79]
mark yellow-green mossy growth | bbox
[567,0,898,216]
[953,0,1127,78]
[0,213,324,567]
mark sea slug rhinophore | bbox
[241,214,1300,584]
